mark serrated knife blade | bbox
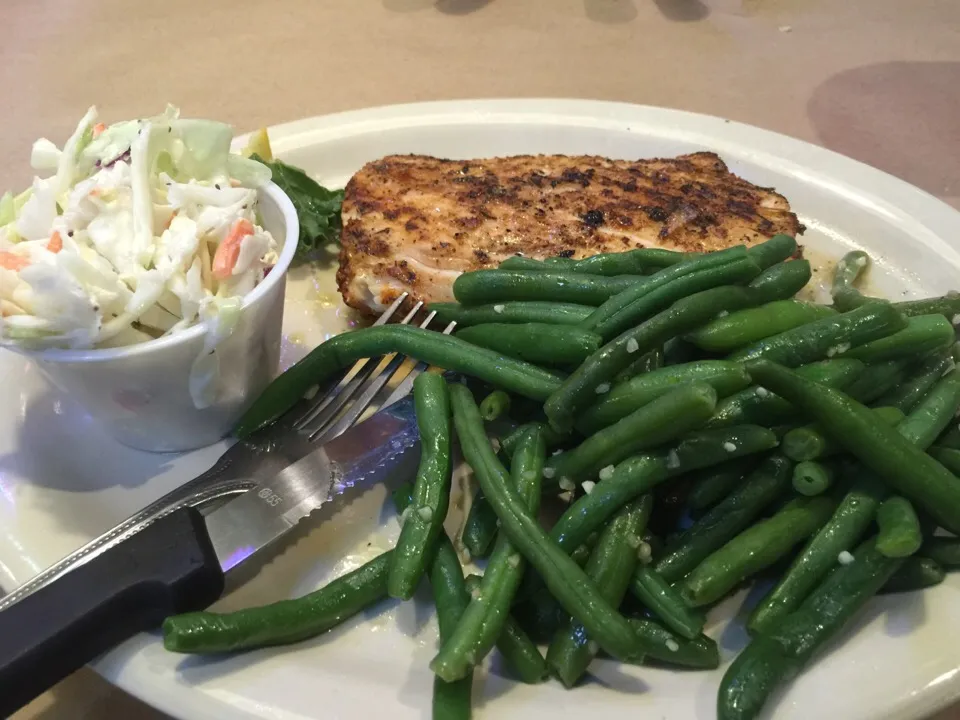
[206,394,421,573]
[0,394,425,717]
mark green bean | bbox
[549,456,668,553]
[717,635,795,720]
[499,421,563,458]
[664,425,779,473]
[503,248,689,275]
[744,234,800,269]
[498,256,568,272]
[630,566,705,640]
[456,323,601,367]
[771,540,904,665]
[453,269,645,306]
[589,256,762,340]
[389,374,453,600]
[626,619,720,669]
[433,668,472,720]
[729,301,907,367]
[895,293,960,319]
[929,445,960,475]
[681,496,836,607]
[687,458,758,512]
[880,556,945,593]
[662,337,703,366]
[937,423,960,450]
[791,460,835,496]
[578,245,749,333]
[688,300,836,353]
[876,496,923,558]
[745,359,960,534]
[577,361,751,435]
[543,256,580,267]
[429,301,594,327]
[572,247,690,275]
[846,314,954,363]
[655,454,794,582]
[478,389,511,422]
[511,584,567,643]
[449,383,644,660]
[919,537,960,569]
[747,474,886,636]
[431,570,473,719]
[547,496,652,687]
[235,325,563,437]
[388,485,474,720]
[779,429,827,463]
[544,383,718,487]
[781,405,905,462]
[744,258,812,304]
[876,351,954,412]
[937,420,960,450]
[831,250,870,311]
[500,248,690,276]
[613,347,664,383]
[708,358,865,428]
[462,575,548,684]
[844,359,909,404]
[721,540,902,720]
[750,378,949,634]
[896,367,960,448]
[431,426,545,682]
[461,491,498,559]
[163,552,392,653]
[547,285,755,431]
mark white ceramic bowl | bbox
[17,182,299,452]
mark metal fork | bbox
[0,295,456,609]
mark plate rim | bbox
[25,97,960,720]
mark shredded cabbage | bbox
[0,105,280,408]
[30,139,61,173]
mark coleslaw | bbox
[0,105,279,406]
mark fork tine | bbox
[298,300,424,435]
[379,319,457,410]
[292,292,409,430]
[310,310,440,443]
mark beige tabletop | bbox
[3,0,960,717]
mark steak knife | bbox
[0,395,422,717]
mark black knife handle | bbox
[0,507,224,716]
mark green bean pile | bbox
[164,238,960,720]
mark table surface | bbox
[3,0,959,717]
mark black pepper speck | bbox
[582,210,605,228]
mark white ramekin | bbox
[17,182,299,452]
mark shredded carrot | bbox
[92,123,106,138]
[47,231,63,253]
[0,252,29,271]
[212,219,255,279]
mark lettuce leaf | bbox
[252,154,343,261]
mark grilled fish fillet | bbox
[338,152,802,314]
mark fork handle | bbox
[0,508,223,716]
[0,455,252,613]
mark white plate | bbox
[3,99,960,720]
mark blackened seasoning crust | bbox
[338,152,802,314]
